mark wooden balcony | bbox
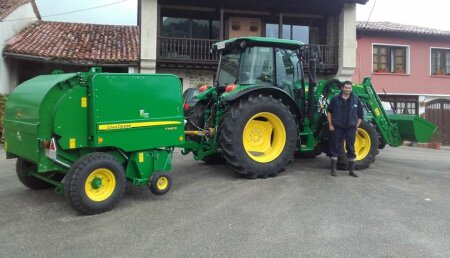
[157,37,338,74]
[157,37,220,69]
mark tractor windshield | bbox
[217,46,302,87]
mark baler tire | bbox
[150,172,172,195]
[337,120,379,170]
[219,94,297,179]
[16,158,64,190]
[64,153,126,215]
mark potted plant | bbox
[430,129,445,150]
[375,65,388,73]
[395,68,405,74]
[435,69,445,75]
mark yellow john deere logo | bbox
[98,121,182,131]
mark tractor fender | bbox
[223,86,302,120]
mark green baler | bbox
[4,68,185,215]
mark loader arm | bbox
[353,77,436,146]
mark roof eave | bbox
[2,52,138,67]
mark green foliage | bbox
[0,94,8,142]
[430,129,445,143]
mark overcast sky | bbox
[357,0,450,31]
[35,0,450,31]
[35,0,138,25]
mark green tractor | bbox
[182,37,436,178]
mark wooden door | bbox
[426,99,450,145]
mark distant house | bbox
[139,0,368,90]
[353,21,450,145]
[3,21,139,92]
[0,0,40,93]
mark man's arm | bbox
[327,98,335,131]
[356,99,364,128]
[327,112,334,131]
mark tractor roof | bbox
[212,37,303,52]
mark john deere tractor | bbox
[182,37,435,178]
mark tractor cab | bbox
[212,37,305,97]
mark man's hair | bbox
[342,80,352,87]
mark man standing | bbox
[326,81,364,177]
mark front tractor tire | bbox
[338,120,379,170]
[219,95,297,178]
[64,153,126,215]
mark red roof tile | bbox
[357,21,450,37]
[4,21,139,65]
[0,0,39,20]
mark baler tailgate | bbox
[4,120,39,162]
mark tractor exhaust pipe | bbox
[308,57,317,121]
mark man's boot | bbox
[348,160,358,177]
[330,158,337,176]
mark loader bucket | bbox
[388,114,437,143]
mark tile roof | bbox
[356,21,450,37]
[3,21,139,65]
[0,0,39,20]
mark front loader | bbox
[182,37,436,177]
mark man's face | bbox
[342,84,352,95]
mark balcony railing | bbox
[157,37,338,73]
[301,44,338,72]
[158,37,220,63]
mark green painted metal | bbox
[4,69,184,189]
[4,73,79,169]
[125,149,173,186]
[213,36,303,51]
[388,114,437,143]
[90,73,185,152]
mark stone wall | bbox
[157,68,216,92]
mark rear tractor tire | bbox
[16,158,63,190]
[219,95,297,178]
[64,153,126,215]
[337,120,379,170]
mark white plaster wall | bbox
[336,3,357,81]
[157,68,216,92]
[140,0,158,74]
[0,3,39,94]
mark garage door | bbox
[426,99,450,145]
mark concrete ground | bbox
[0,146,449,258]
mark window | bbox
[431,48,450,75]
[239,47,274,86]
[265,24,310,43]
[373,44,408,73]
[162,17,219,39]
[275,49,295,87]
[380,96,418,115]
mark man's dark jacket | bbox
[327,92,363,128]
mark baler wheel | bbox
[16,158,62,190]
[219,94,297,178]
[64,153,126,215]
[150,172,172,195]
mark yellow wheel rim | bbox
[242,112,286,163]
[156,176,169,190]
[354,128,371,160]
[85,168,116,202]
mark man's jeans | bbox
[329,126,357,160]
